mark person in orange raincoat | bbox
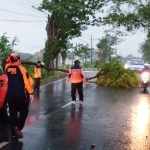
[66,60,86,105]
[0,68,9,126]
[34,61,42,93]
[5,53,33,139]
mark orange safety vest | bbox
[68,65,85,83]
[34,66,41,78]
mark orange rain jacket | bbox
[34,66,41,78]
[67,65,86,83]
[5,64,33,97]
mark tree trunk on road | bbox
[61,49,67,69]
[21,60,100,80]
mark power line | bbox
[20,0,47,14]
[77,38,89,44]
[19,0,48,15]
[19,0,36,7]
[11,0,46,16]
[26,0,38,6]
[20,42,44,48]
[0,19,46,22]
[0,8,44,17]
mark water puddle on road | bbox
[130,95,150,150]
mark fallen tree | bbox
[21,61,69,73]
[21,60,100,80]
[21,59,140,88]
[95,58,140,88]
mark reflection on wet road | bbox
[1,71,150,150]
[26,94,41,125]
[130,95,150,150]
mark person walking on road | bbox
[34,61,42,93]
[5,53,33,139]
[66,60,86,105]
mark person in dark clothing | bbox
[5,53,33,139]
[142,64,150,71]
[66,60,86,105]
[0,69,9,126]
[34,61,42,93]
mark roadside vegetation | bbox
[0,35,67,84]
[96,58,140,88]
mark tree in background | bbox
[0,33,18,72]
[60,42,73,69]
[73,44,90,64]
[61,49,67,70]
[97,30,124,62]
[22,56,34,78]
[38,0,107,68]
[102,0,150,36]
[127,54,133,59]
[139,38,150,62]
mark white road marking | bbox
[92,85,98,89]
[61,101,72,108]
[0,142,9,148]
[61,99,81,108]
[40,77,67,88]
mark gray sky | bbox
[0,0,146,57]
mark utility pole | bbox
[90,35,93,64]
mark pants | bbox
[34,78,40,91]
[71,82,83,101]
[7,95,29,136]
[0,100,9,125]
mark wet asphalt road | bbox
[1,71,150,150]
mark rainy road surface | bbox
[1,71,150,150]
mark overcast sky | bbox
[0,0,146,57]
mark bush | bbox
[22,64,34,78]
[96,58,140,88]
[83,61,92,68]
[22,56,35,78]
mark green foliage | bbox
[96,58,140,88]
[22,56,34,78]
[139,38,150,62]
[38,0,107,67]
[73,44,91,65]
[0,33,18,72]
[83,61,92,68]
[0,33,17,60]
[66,64,72,70]
[97,30,124,62]
[0,33,18,71]
[73,44,90,58]
[102,0,150,32]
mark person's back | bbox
[70,65,84,83]
[6,65,25,96]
